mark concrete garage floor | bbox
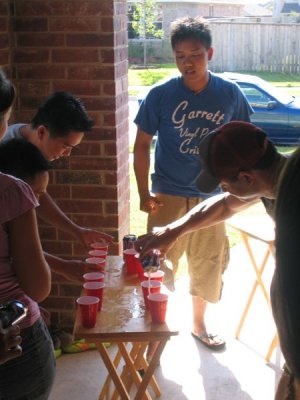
[49,240,283,400]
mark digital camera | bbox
[0,300,28,328]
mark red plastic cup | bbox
[135,257,145,279]
[88,249,107,261]
[148,293,168,324]
[76,296,99,328]
[83,272,105,283]
[83,281,105,311]
[140,280,161,310]
[123,249,138,275]
[143,270,165,282]
[90,242,109,252]
[85,257,106,271]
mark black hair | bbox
[0,138,51,181]
[0,70,16,116]
[170,16,212,50]
[31,91,94,138]
[275,147,300,379]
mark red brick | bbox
[67,65,114,81]
[51,157,70,170]
[50,17,99,32]
[0,17,8,31]
[83,96,116,112]
[52,81,101,96]
[19,95,50,110]
[47,185,71,198]
[17,33,64,47]
[66,33,114,47]
[41,296,75,310]
[86,127,117,141]
[72,185,117,200]
[13,17,48,32]
[0,2,9,16]
[56,171,101,185]
[16,65,66,79]
[105,201,118,214]
[70,157,117,171]
[103,113,116,126]
[65,1,113,17]
[52,48,100,63]
[59,284,81,297]
[39,226,57,240]
[0,48,9,65]
[42,241,72,255]
[18,81,50,96]
[71,142,101,157]
[15,1,65,16]
[56,199,102,214]
[0,33,8,46]
[101,17,114,33]
[13,49,50,63]
[102,82,116,96]
[103,172,117,185]
[104,142,117,156]
[72,215,119,229]
[58,311,76,329]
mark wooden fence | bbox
[129,21,300,73]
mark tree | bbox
[131,0,163,66]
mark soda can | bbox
[141,249,160,272]
[123,234,137,252]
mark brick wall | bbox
[0,0,10,71]
[1,0,129,330]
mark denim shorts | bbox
[0,317,56,400]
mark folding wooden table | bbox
[73,258,179,400]
[226,214,278,362]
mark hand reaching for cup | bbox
[135,225,178,260]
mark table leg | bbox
[100,346,124,400]
[112,343,147,400]
[266,334,279,362]
[235,234,278,361]
[236,240,271,338]
[241,234,272,306]
[96,343,130,400]
[135,338,168,400]
[118,342,152,400]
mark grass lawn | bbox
[128,65,300,97]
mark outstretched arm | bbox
[44,253,105,282]
[37,192,114,248]
[137,193,258,258]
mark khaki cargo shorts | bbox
[148,193,229,303]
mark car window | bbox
[239,85,271,105]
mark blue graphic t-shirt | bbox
[134,73,252,198]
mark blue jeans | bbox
[0,317,56,400]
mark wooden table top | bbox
[74,256,179,342]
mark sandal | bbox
[191,332,226,350]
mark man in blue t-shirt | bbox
[134,16,252,351]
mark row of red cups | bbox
[76,242,110,328]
